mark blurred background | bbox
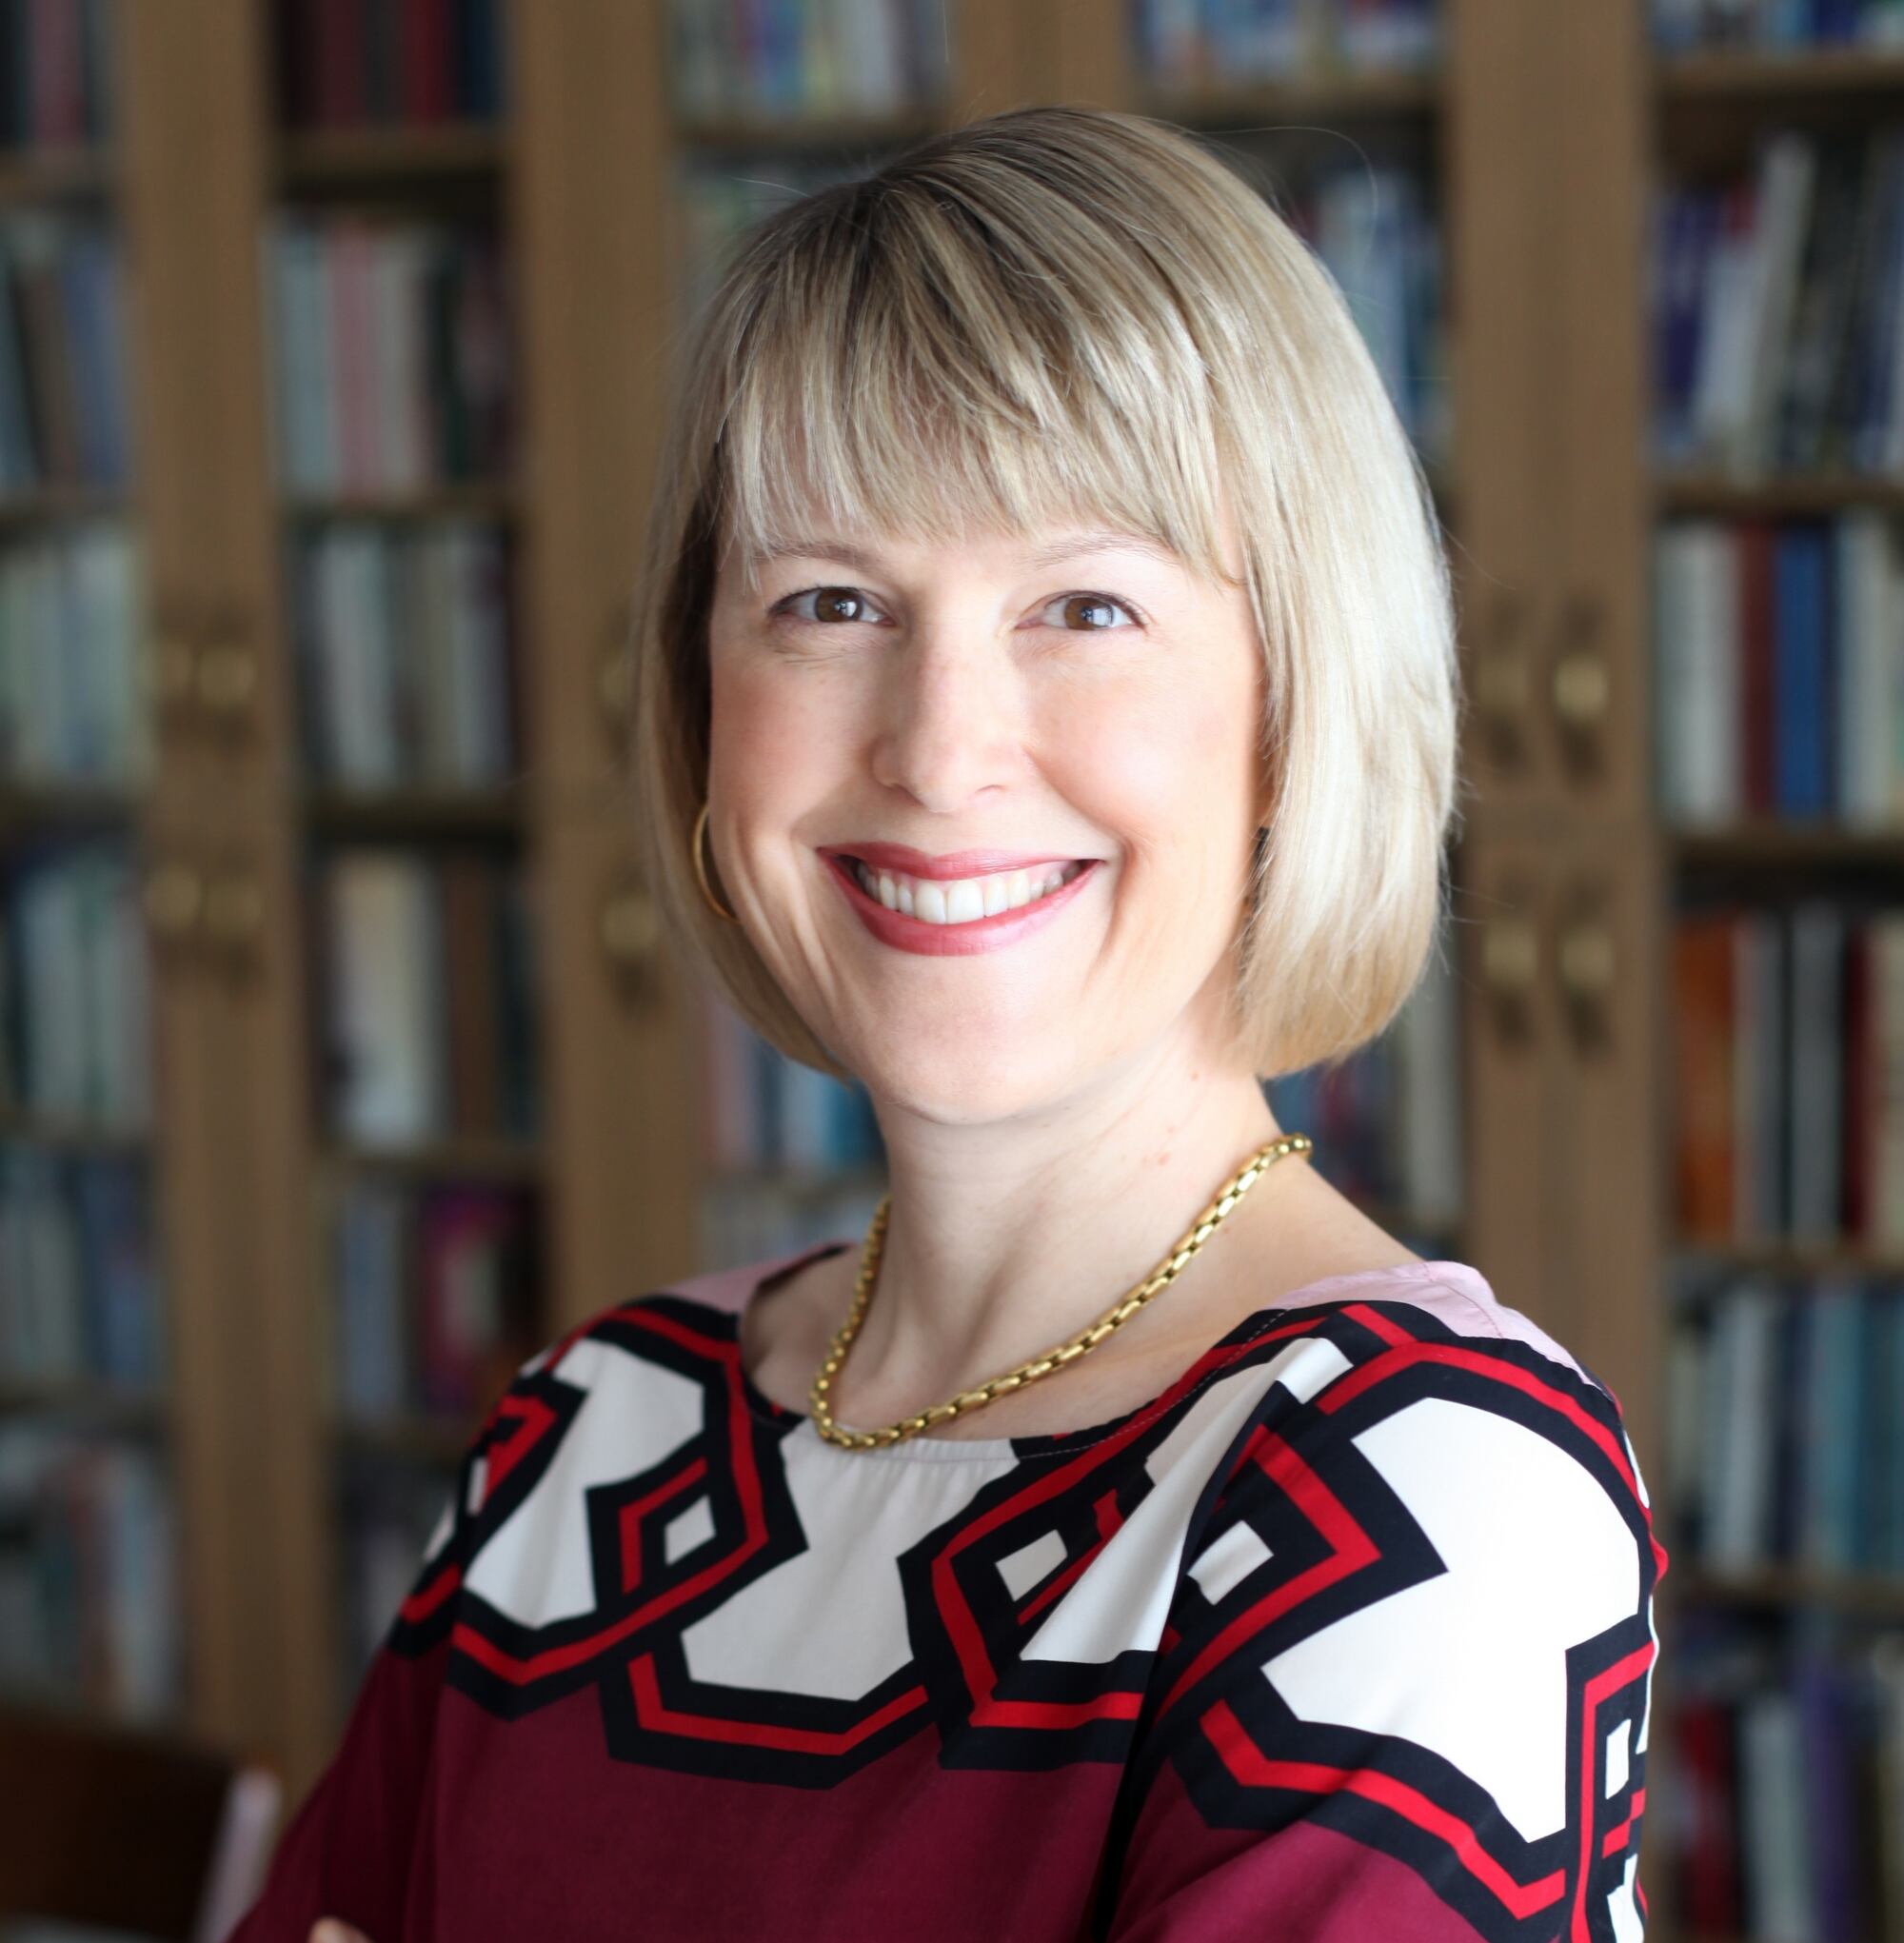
[0,0,1897,1936]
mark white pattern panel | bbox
[1187,1519,1274,1606]
[998,1529,1067,1600]
[1023,1348,1305,1666]
[682,1438,998,1700]
[664,1495,716,1563]
[1263,1397,1640,1841]
[462,1337,706,1626]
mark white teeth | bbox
[850,858,1086,925]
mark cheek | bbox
[708,658,849,811]
[1041,680,1257,867]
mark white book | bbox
[446,522,511,783]
[1836,510,1896,825]
[1738,1688,1815,1942]
[109,851,151,1131]
[104,1447,179,1720]
[70,523,143,784]
[18,856,87,1117]
[268,219,333,490]
[20,1150,83,1380]
[372,227,431,492]
[411,525,455,783]
[1656,522,1740,822]
[28,542,76,779]
[326,852,444,1145]
[833,0,905,111]
[316,525,403,785]
[1703,1277,1781,1568]
[1741,134,1816,476]
[1691,191,1760,471]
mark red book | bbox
[1675,913,1737,1239]
[1677,1698,1741,1933]
[317,0,369,128]
[327,218,379,491]
[403,0,455,123]
[30,0,83,147]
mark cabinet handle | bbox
[146,635,198,708]
[195,643,259,720]
[600,884,662,974]
[1480,913,1539,998]
[1557,919,1616,1003]
[1471,587,1532,766]
[1550,594,1611,772]
[142,862,204,940]
[204,870,265,952]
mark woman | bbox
[246,104,1665,1940]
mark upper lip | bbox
[821,842,1094,881]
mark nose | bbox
[869,632,1022,814]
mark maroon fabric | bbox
[231,1259,1663,1940]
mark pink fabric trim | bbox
[659,1249,1596,1389]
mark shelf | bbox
[0,783,144,831]
[1656,466,1904,514]
[0,145,115,206]
[1668,1562,1904,1619]
[1655,45,1904,99]
[305,785,528,839]
[332,1409,473,1466]
[276,120,509,189]
[1672,1234,1904,1278]
[0,1109,150,1156]
[283,482,520,523]
[318,1135,545,1182]
[0,484,133,524]
[1138,66,1443,126]
[1669,822,1904,868]
[670,105,946,155]
[0,1377,168,1431]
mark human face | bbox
[704,507,1268,1123]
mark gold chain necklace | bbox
[808,1132,1315,1450]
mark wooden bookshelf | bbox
[9,0,1898,1931]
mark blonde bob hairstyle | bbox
[631,103,1462,1082]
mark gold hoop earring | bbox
[693,800,739,923]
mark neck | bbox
[834,1025,1299,1422]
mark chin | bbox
[848,1029,1078,1128]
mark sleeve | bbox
[224,1624,454,1941]
[1095,1328,1668,1942]
[227,1392,502,1940]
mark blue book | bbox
[1771,523,1835,816]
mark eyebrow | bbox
[750,529,1185,575]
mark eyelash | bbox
[768,585,1146,632]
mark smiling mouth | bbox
[841,857,1089,926]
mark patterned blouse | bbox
[232,1242,1666,1940]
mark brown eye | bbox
[1044,592,1139,631]
[778,585,886,625]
